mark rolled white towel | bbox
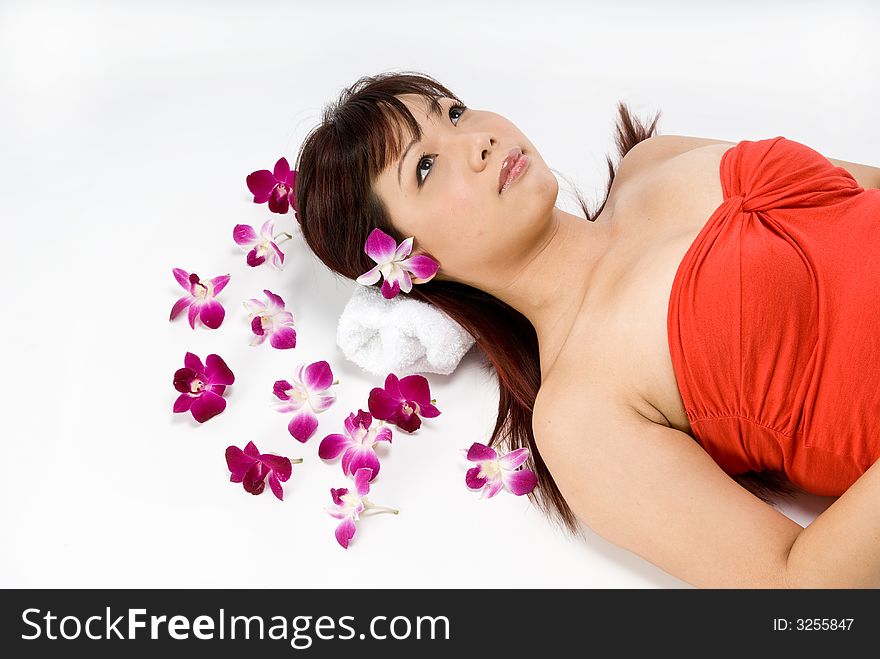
[336,284,476,377]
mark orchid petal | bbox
[346,448,380,480]
[233,224,259,246]
[210,274,230,295]
[170,296,193,321]
[465,466,487,490]
[398,374,430,404]
[400,253,440,281]
[262,454,292,482]
[263,289,285,311]
[302,360,333,392]
[353,468,373,496]
[184,352,205,373]
[380,278,401,299]
[310,392,335,413]
[172,268,191,289]
[501,468,538,496]
[243,298,267,315]
[374,426,392,443]
[318,433,350,460]
[251,316,265,336]
[270,241,285,268]
[466,442,498,463]
[498,448,530,470]
[363,228,398,263]
[225,445,257,481]
[335,517,356,549]
[481,478,503,499]
[173,393,194,413]
[199,299,225,329]
[269,326,297,349]
[246,248,266,267]
[205,354,234,386]
[187,302,199,329]
[267,471,284,500]
[273,157,291,183]
[246,170,277,203]
[273,380,292,400]
[367,388,398,421]
[288,409,318,442]
[190,390,227,423]
[355,263,382,286]
[268,188,289,214]
[393,236,414,261]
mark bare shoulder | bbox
[531,379,803,588]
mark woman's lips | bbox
[498,147,523,193]
[500,152,530,193]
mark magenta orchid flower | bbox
[225,440,302,501]
[172,352,235,423]
[233,219,291,269]
[169,269,230,329]
[318,410,392,481]
[463,442,537,499]
[243,289,297,349]
[368,373,441,433]
[325,467,398,549]
[246,157,296,214]
[355,228,439,299]
[273,360,338,442]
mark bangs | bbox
[324,84,464,177]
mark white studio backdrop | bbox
[0,0,877,588]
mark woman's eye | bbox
[416,104,467,187]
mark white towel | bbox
[336,284,476,377]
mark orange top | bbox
[667,136,880,496]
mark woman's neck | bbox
[485,205,615,379]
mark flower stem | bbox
[291,458,304,464]
[274,232,294,244]
[365,503,399,515]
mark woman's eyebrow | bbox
[396,100,448,188]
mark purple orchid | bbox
[246,157,296,214]
[273,360,337,442]
[243,289,297,349]
[233,219,291,269]
[463,442,538,499]
[225,440,302,501]
[169,268,230,330]
[325,467,398,549]
[172,352,235,423]
[318,410,392,481]
[355,228,439,299]
[368,373,441,433]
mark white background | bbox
[1,0,877,589]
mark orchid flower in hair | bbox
[462,442,537,499]
[356,228,439,299]
[169,268,230,329]
[246,157,296,214]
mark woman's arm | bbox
[786,456,880,587]
[533,389,802,588]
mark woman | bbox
[293,71,880,588]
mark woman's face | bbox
[373,94,560,287]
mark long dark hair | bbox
[292,70,797,534]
